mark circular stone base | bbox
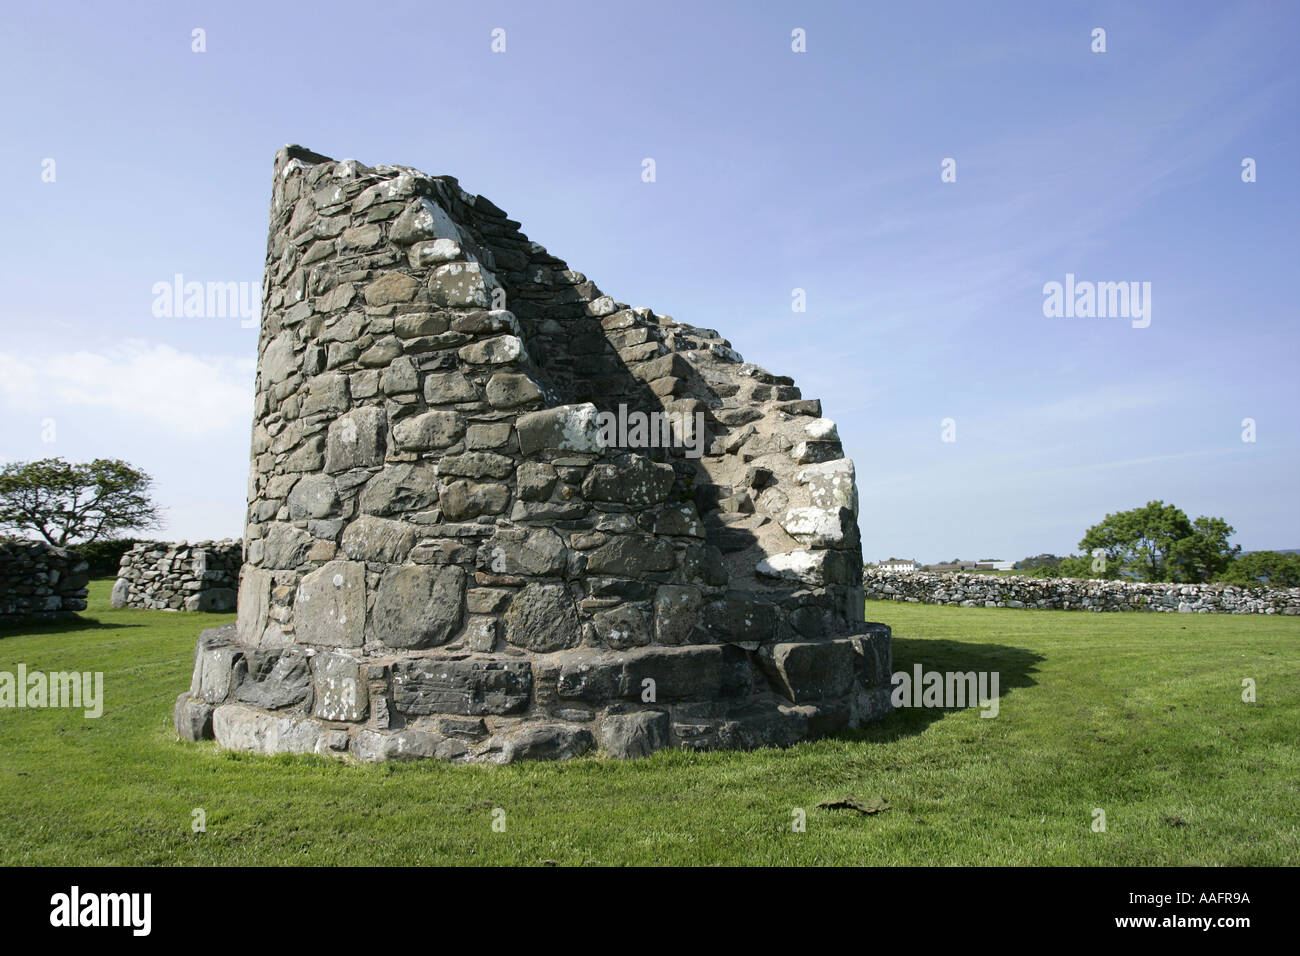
[175,622,895,762]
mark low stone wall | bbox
[863,569,1300,615]
[0,539,90,623]
[112,540,241,612]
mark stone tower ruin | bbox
[174,145,893,762]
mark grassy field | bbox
[0,579,1296,866]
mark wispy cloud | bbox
[0,341,254,437]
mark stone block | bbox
[760,639,857,704]
[502,583,581,651]
[325,406,386,473]
[598,711,669,759]
[174,691,214,741]
[212,703,325,755]
[311,651,369,722]
[294,560,366,647]
[368,565,466,649]
[391,658,532,716]
[516,404,604,455]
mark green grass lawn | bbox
[0,579,1296,865]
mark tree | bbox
[1169,516,1240,583]
[0,458,162,546]
[1216,551,1300,588]
[1079,501,1191,581]
[1056,554,1097,578]
[1077,501,1238,583]
[1017,553,1063,571]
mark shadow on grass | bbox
[840,637,1045,744]
[0,615,143,640]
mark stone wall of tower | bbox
[174,145,891,763]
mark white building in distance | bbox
[877,558,919,572]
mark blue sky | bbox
[2,0,1296,563]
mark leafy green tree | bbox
[1077,501,1238,583]
[1169,516,1240,583]
[1056,554,1097,578]
[1079,501,1191,581]
[1017,553,1063,571]
[0,458,162,546]
[1216,551,1300,588]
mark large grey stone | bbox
[515,403,604,455]
[483,528,566,577]
[359,463,440,516]
[325,406,386,473]
[652,585,702,645]
[393,312,449,339]
[235,646,312,710]
[236,568,273,645]
[261,331,297,384]
[287,474,340,520]
[581,454,675,506]
[407,239,462,269]
[364,272,419,307]
[584,535,675,575]
[391,658,532,716]
[592,603,652,650]
[703,594,779,643]
[553,644,753,705]
[390,197,460,246]
[759,639,857,704]
[452,309,519,336]
[301,372,350,416]
[259,523,312,569]
[440,480,509,521]
[212,703,325,755]
[283,434,325,472]
[465,422,512,450]
[191,635,244,704]
[437,452,514,480]
[311,651,368,722]
[598,711,669,759]
[485,372,543,409]
[340,515,417,564]
[516,462,557,501]
[795,458,858,516]
[457,333,524,365]
[850,626,893,689]
[500,723,593,762]
[369,565,466,649]
[294,560,366,647]
[756,549,856,587]
[429,262,500,309]
[502,583,581,652]
[423,371,478,404]
[380,355,419,395]
[353,728,453,762]
[779,506,856,549]
[392,410,464,451]
[362,335,410,367]
[174,691,214,741]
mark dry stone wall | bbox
[0,539,89,623]
[175,145,892,762]
[864,568,1300,614]
[112,540,241,612]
